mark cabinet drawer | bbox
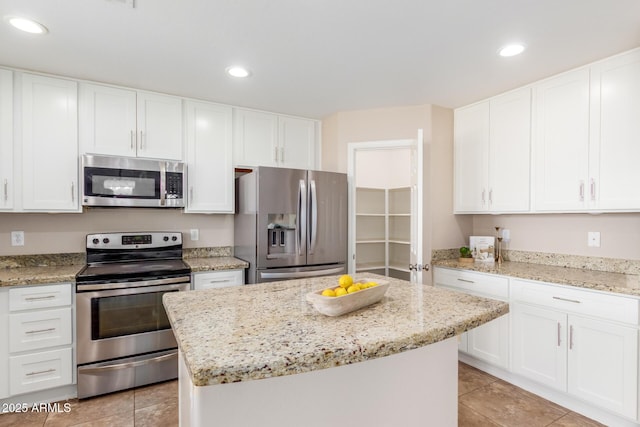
[433,268,509,300]
[9,348,72,395]
[193,270,244,290]
[511,279,638,325]
[9,307,72,353]
[9,283,72,311]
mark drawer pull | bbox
[26,368,56,377]
[457,278,475,284]
[552,296,581,304]
[207,279,231,284]
[25,295,56,301]
[25,327,56,334]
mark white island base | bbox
[178,337,458,427]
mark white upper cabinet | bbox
[454,101,489,212]
[234,108,317,170]
[277,115,316,170]
[0,69,13,211]
[533,68,591,211]
[80,83,183,160]
[589,49,640,210]
[454,87,531,213]
[21,73,79,212]
[184,100,234,213]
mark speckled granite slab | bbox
[185,256,248,272]
[432,259,640,298]
[184,246,233,258]
[0,264,84,287]
[163,273,509,387]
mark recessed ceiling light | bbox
[4,15,48,34]
[226,66,251,78]
[498,43,525,57]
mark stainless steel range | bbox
[75,232,191,399]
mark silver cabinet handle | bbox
[206,279,232,284]
[26,368,56,377]
[481,189,486,205]
[3,178,7,202]
[569,325,574,349]
[280,147,285,163]
[590,179,596,201]
[488,189,493,205]
[189,186,193,202]
[274,146,278,162]
[139,130,144,150]
[552,296,581,304]
[71,182,75,203]
[579,180,585,202]
[26,327,56,334]
[557,322,561,347]
[457,278,475,283]
[25,295,56,301]
[130,130,135,151]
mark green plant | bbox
[459,246,472,258]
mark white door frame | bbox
[347,130,424,283]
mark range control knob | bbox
[102,238,110,244]
[171,236,178,241]
[92,238,99,245]
[163,236,169,242]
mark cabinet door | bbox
[233,109,278,167]
[79,83,137,157]
[0,289,8,399]
[184,100,234,213]
[590,49,640,210]
[278,116,316,170]
[489,88,531,212]
[21,74,79,212]
[467,314,510,369]
[567,315,637,419]
[137,91,183,160]
[454,101,489,213]
[511,303,567,391]
[534,69,590,211]
[0,69,13,210]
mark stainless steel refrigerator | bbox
[234,167,348,284]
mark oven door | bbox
[76,280,189,365]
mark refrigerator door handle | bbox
[309,180,318,254]
[260,266,344,280]
[298,179,307,256]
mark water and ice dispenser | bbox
[266,214,297,258]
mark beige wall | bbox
[0,210,233,255]
[321,104,470,274]
[473,213,640,260]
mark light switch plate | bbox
[587,231,601,248]
[11,231,24,246]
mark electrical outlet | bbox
[588,231,601,248]
[502,229,510,242]
[11,231,24,246]
[190,229,199,241]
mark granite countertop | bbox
[432,259,640,298]
[185,256,248,273]
[162,273,509,387]
[0,256,248,287]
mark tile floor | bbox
[0,362,605,426]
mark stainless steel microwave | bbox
[81,154,185,208]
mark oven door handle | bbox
[78,351,177,373]
[76,276,190,292]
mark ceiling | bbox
[1,0,639,119]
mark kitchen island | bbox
[163,274,509,427]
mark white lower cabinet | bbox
[511,279,638,420]
[192,270,244,290]
[433,267,509,370]
[4,283,74,398]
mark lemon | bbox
[338,274,353,289]
[367,281,378,287]
[334,287,348,296]
[347,284,361,294]
[321,288,336,297]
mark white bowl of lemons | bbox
[306,275,389,317]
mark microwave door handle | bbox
[298,179,306,256]
[309,179,317,254]
[160,162,166,206]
